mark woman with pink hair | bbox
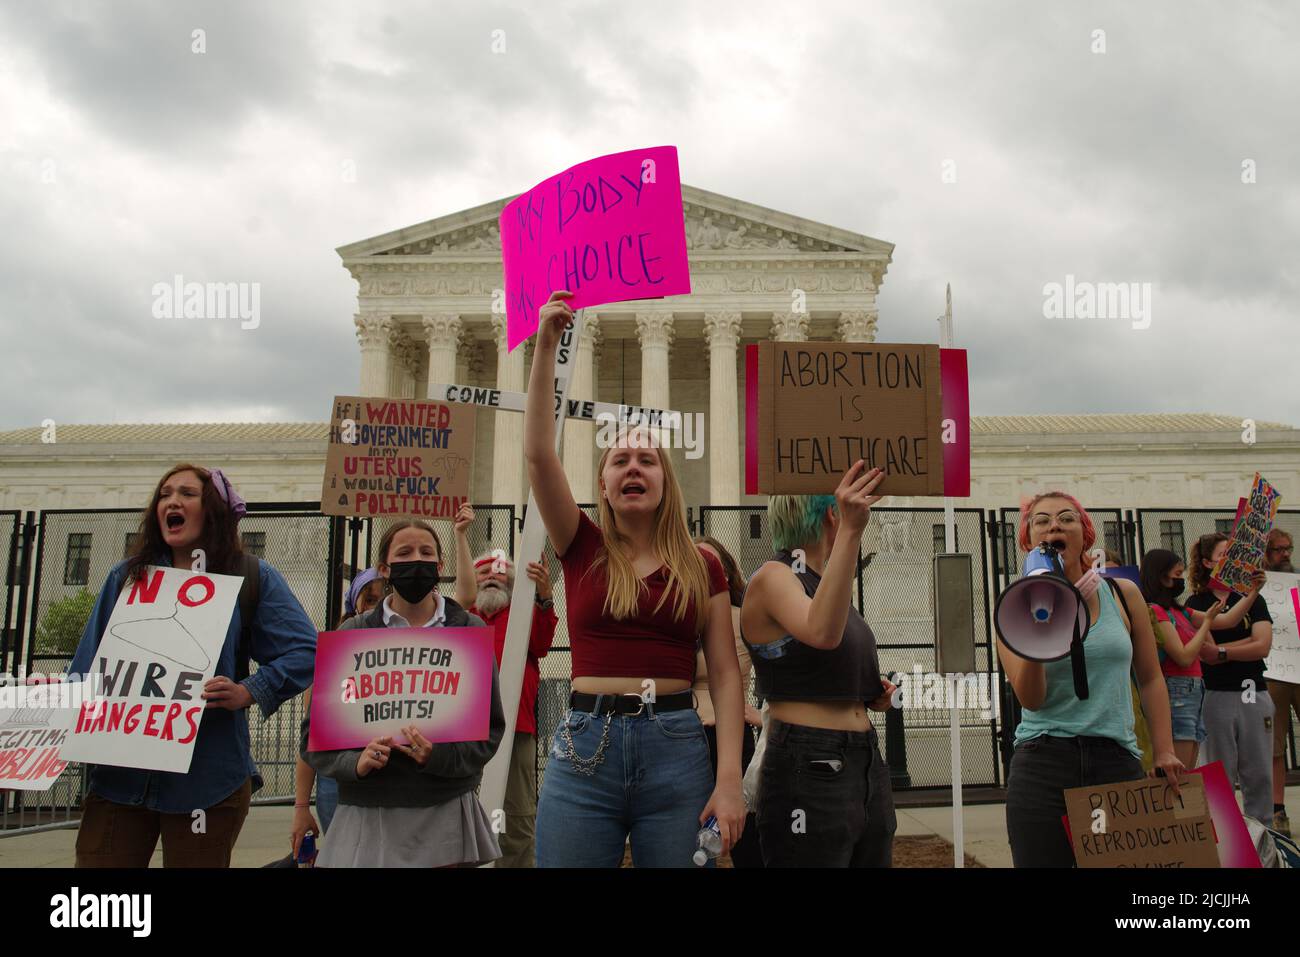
[999,491,1181,867]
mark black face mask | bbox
[1169,577,1186,599]
[387,560,440,604]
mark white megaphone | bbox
[994,543,1091,699]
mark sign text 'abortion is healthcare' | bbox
[500,146,691,351]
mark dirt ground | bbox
[621,835,984,868]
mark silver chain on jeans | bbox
[558,710,614,776]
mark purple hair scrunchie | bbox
[207,467,248,521]
[346,568,381,616]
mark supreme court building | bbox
[338,184,893,512]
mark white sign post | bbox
[938,283,964,869]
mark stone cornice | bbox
[336,184,894,262]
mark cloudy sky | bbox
[1,0,1295,431]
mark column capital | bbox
[354,313,393,349]
[703,310,744,356]
[770,311,809,341]
[421,312,462,346]
[579,312,604,356]
[635,312,675,350]
[837,308,879,343]
[489,312,510,350]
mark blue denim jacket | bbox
[67,556,318,813]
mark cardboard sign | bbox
[499,145,691,351]
[1263,571,1300,683]
[745,341,945,496]
[322,396,475,519]
[1212,473,1281,592]
[1065,775,1219,868]
[307,627,495,752]
[0,681,89,791]
[60,567,241,774]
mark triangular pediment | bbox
[336,185,893,261]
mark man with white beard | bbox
[453,504,557,866]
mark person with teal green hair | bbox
[739,462,898,867]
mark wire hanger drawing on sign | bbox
[109,602,213,671]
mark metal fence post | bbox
[13,512,38,677]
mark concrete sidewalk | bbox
[3,786,1296,868]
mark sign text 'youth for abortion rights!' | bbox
[1212,472,1281,593]
[307,627,495,752]
[500,145,691,351]
[322,396,476,520]
[59,567,241,774]
[745,341,965,498]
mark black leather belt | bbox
[569,690,694,715]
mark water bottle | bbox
[693,816,722,866]
[297,830,317,868]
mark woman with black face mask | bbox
[1139,549,1223,771]
[302,520,505,867]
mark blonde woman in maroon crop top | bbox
[524,290,747,868]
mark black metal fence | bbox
[1,502,516,834]
[3,500,1297,837]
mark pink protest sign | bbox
[939,348,970,497]
[1191,760,1261,867]
[499,145,691,351]
[306,627,495,752]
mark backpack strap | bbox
[235,553,261,682]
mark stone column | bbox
[704,311,743,506]
[563,313,602,503]
[355,313,393,395]
[422,313,462,395]
[490,313,524,511]
[636,312,674,411]
[838,308,879,343]
[770,310,810,342]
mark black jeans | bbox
[756,719,896,867]
[1005,734,1145,868]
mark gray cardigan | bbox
[301,596,505,808]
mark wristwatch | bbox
[534,596,554,611]
[1217,647,1228,663]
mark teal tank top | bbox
[1012,582,1140,758]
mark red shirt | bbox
[558,512,728,682]
[1151,604,1202,679]
[469,602,557,735]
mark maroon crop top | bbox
[558,511,728,681]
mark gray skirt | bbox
[317,794,502,868]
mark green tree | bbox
[34,590,97,656]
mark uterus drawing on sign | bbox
[109,601,213,672]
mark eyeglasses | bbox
[1030,511,1081,530]
[1269,545,1294,554]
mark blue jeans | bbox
[316,774,339,835]
[1165,676,1207,744]
[536,705,714,868]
